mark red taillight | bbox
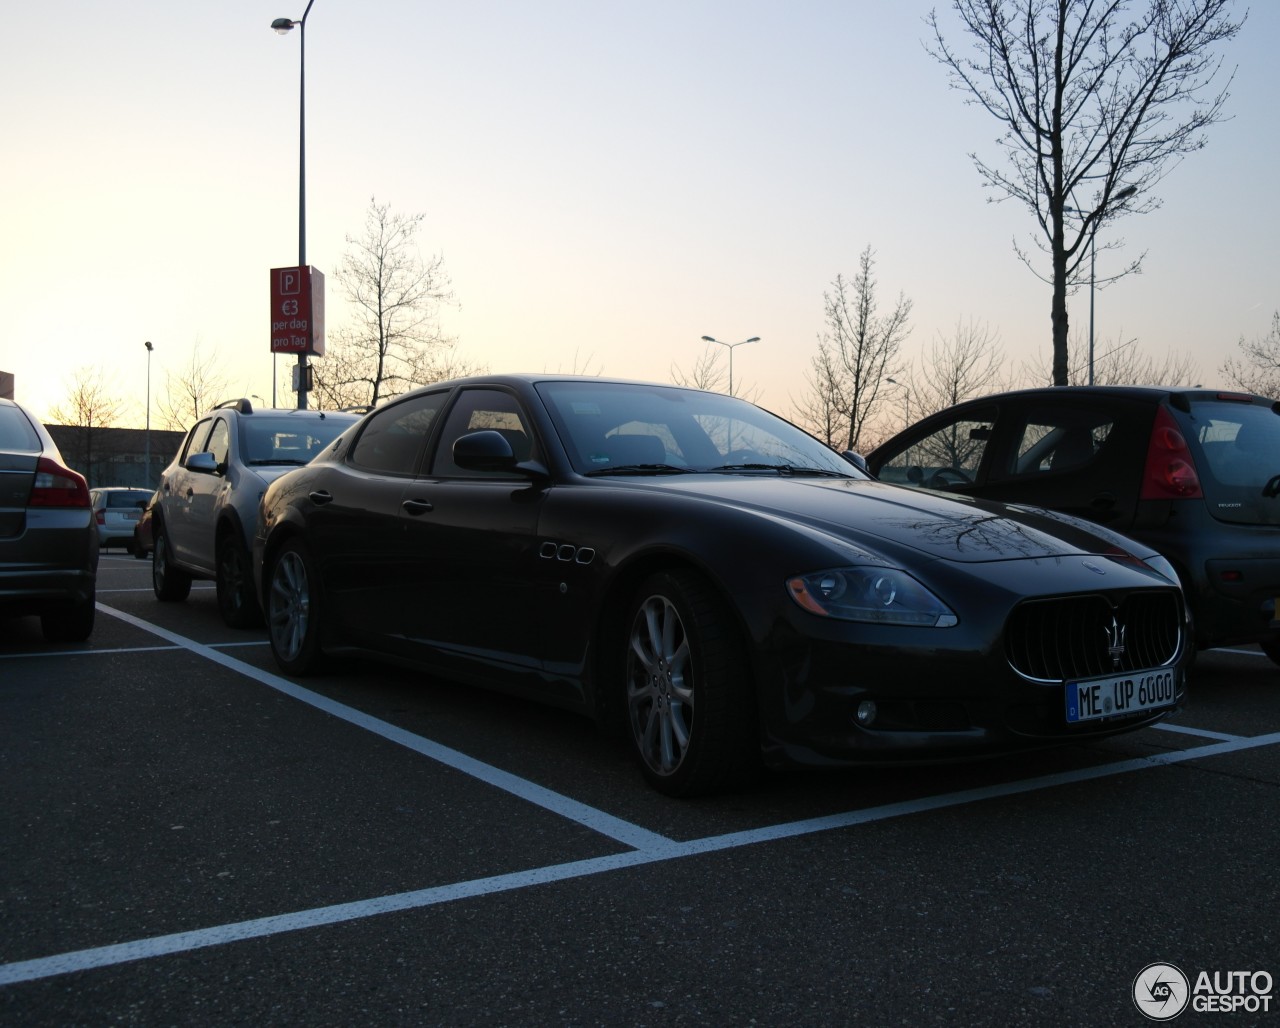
[28,457,91,508]
[1141,408,1202,500]
[95,510,106,524]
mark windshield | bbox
[1179,398,1280,526]
[239,414,356,466]
[536,381,862,478]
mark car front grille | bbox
[1005,591,1182,682]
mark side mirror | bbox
[185,451,219,475]
[453,430,518,472]
[453,430,549,481]
[841,449,871,475]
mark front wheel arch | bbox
[264,536,325,675]
[618,567,762,797]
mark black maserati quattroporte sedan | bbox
[254,376,1189,796]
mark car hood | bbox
[626,475,1152,565]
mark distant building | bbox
[45,424,186,490]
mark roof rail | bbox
[213,398,254,414]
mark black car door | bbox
[394,387,547,680]
[306,391,448,646]
[978,400,1144,527]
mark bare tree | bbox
[48,366,126,486]
[1220,311,1280,398]
[907,319,1008,426]
[926,0,1243,386]
[670,344,726,394]
[155,340,231,430]
[791,343,845,447]
[1021,330,1200,386]
[315,197,460,409]
[795,247,912,451]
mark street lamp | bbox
[887,376,910,424]
[272,0,316,410]
[700,335,760,397]
[1067,184,1138,385]
[144,341,154,486]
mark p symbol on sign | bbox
[279,270,300,294]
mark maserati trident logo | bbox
[1105,615,1127,669]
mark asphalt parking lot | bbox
[2,551,1278,1026]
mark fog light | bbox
[855,700,877,727]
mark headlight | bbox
[786,567,958,627]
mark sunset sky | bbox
[3,1,1276,434]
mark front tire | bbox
[266,538,324,675]
[152,526,192,602]
[217,533,262,628]
[624,570,760,797]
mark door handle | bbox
[402,498,433,516]
[308,491,333,505]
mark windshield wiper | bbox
[585,464,693,476]
[710,463,849,477]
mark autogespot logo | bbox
[1133,963,1191,1020]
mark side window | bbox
[204,418,232,467]
[350,392,447,475]
[431,389,537,478]
[876,411,996,489]
[180,418,214,465]
[1008,411,1113,477]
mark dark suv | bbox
[152,399,358,626]
[868,387,1280,662]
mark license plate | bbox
[1065,669,1178,723]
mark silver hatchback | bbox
[0,397,98,641]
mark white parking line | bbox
[1153,722,1245,742]
[94,604,671,853]
[4,727,1279,986]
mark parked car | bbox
[89,487,152,551]
[0,397,98,641]
[254,375,1189,796]
[152,399,359,627]
[867,386,1280,663]
[132,491,159,559]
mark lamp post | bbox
[144,341,154,486]
[272,0,316,410]
[887,376,910,424]
[1067,184,1137,385]
[700,335,760,397]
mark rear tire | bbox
[217,533,262,628]
[266,538,324,675]
[152,526,192,602]
[623,569,761,797]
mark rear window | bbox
[106,490,152,508]
[240,415,355,465]
[1180,399,1280,526]
[0,404,41,452]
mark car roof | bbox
[905,385,1277,414]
